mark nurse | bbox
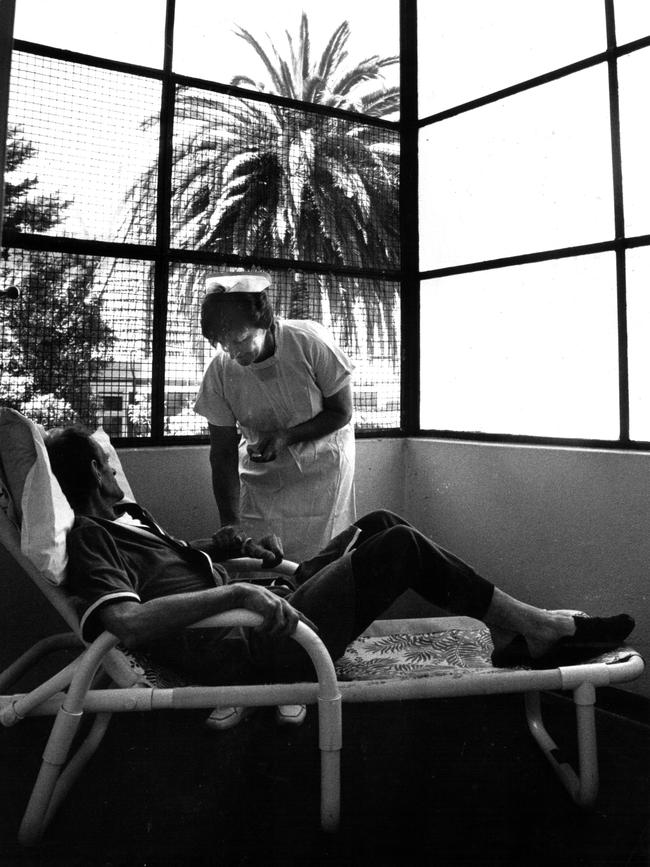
[194,271,356,561]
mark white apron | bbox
[195,319,356,560]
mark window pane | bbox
[627,247,650,441]
[173,0,399,119]
[614,0,650,45]
[13,0,166,68]
[170,87,399,268]
[7,52,161,244]
[419,254,619,439]
[417,0,605,117]
[165,265,400,436]
[618,47,650,238]
[419,66,613,271]
[0,250,153,436]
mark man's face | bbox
[220,326,268,366]
[93,444,124,503]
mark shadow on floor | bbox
[1,692,648,866]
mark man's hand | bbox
[243,533,284,568]
[210,526,284,567]
[236,583,317,637]
[247,430,290,462]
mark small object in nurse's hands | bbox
[242,537,283,568]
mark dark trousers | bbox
[349,510,494,631]
[251,510,495,682]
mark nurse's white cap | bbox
[205,271,271,295]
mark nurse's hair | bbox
[200,291,275,347]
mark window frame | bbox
[415,0,650,451]
[2,0,404,445]
[4,1,650,451]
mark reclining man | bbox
[45,426,635,727]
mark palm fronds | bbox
[124,14,400,365]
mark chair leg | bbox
[43,711,113,829]
[524,684,598,807]
[18,632,119,845]
[572,682,599,806]
[318,694,342,831]
[19,704,85,845]
[18,708,115,846]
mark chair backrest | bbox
[0,408,79,631]
[0,409,158,686]
[0,410,135,622]
[0,409,74,581]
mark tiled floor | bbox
[0,691,648,866]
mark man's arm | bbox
[208,423,241,525]
[97,581,312,650]
[250,384,353,463]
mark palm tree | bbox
[229,15,399,116]
[125,13,400,366]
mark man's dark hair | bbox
[45,426,101,510]
[200,291,274,347]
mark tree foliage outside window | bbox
[2,10,401,439]
[0,126,114,427]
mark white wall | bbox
[118,438,406,541]
[118,437,649,697]
[403,439,650,698]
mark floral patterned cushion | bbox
[119,622,636,688]
[334,623,637,681]
[117,645,188,689]
[336,626,495,681]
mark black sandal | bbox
[491,614,635,669]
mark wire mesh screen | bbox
[6,52,161,244]
[0,249,154,436]
[4,44,402,441]
[170,86,400,268]
[165,264,400,435]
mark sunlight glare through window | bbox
[626,248,650,441]
[13,0,166,68]
[420,255,620,439]
[618,47,650,238]
[417,0,604,118]
[419,66,614,271]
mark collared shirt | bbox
[66,503,226,642]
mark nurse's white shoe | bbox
[205,704,306,730]
[275,704,307,726]
[205,706,255,731]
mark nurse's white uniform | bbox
[195,318,356,561]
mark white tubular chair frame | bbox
[335,651,643,809]
[1,614,643,847]
[0,407,644,844]
[1,609,341,846]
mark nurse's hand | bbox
[211,524,250,557]
[247,430,290,462]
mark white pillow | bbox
[0,408,74,584]
[0,411,137,585]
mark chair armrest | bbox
[187,609,337,691]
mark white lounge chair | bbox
[0,408,644,846]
